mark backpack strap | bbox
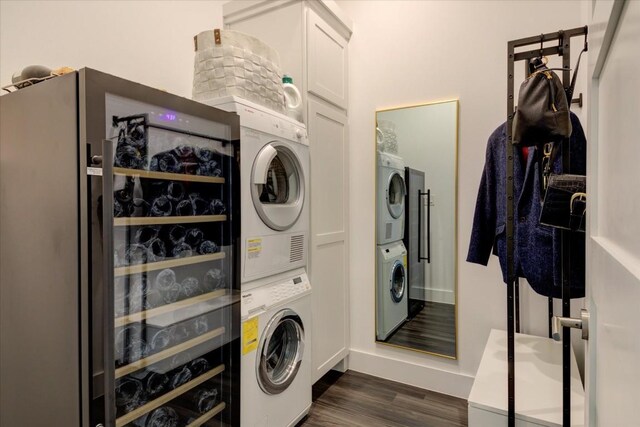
[541,141,561,192]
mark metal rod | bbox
[560,30,572,427]
[427,189,431,263]
[506,40,516,427]
[514,46,562,62]
[515,278,520,333]
[548,296,554,338]
[511,26,588,48]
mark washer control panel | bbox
[241,273,311,319]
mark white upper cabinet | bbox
[307,8,349,109]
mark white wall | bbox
[342,0,588,398]
[0,1,225,97]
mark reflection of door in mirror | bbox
[375,100,458,359]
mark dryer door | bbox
[389,259,406,303]
[387,171,406,219]
[251,142,305,231]
[256,308,305,395]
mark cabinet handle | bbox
[101,139,116,426]
[417,189,431,263]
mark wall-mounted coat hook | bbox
[571,93,583,108]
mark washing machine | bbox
[240,268,312,427]
[204,96,309,283]
[376,240,408,341]
[377,151,406,245]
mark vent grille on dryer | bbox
[290,235,304,263]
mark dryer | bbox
[377,151,406,245]
[204,96,309,283]
[240,269,312,427]
[376,240,408,341]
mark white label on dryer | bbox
[247,238,262,259]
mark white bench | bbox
[468,329,585,426]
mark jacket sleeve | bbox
[467,136,498,266]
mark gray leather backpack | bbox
[512,64,571,147]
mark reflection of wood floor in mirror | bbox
[386,301,456,357]
[298,370,468,427]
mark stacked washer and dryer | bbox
[376,151,409,341]
[204,96,312,427]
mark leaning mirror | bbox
[375,100,458,358]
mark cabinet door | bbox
[307,9,348,109]
[307,97,349,383]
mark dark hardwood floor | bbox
[298,370,468,427]
[385,301,456,357]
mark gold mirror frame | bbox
[373,99,459,359]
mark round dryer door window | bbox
[257,309,305,395]
[390,260,406,303]
[251,142,305,231]
[387,172,406,219]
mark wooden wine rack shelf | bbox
[115,326,225,379]
[113,167,225,184]
[186,402,227,427]
[115,364,225,427]
[114,215,227,227]
[114,289,228,328]
[114,252,225,277]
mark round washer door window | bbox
[387,172,406,219]
[251,143,305,231]
[390,260,406,303]
[256,308,305,395]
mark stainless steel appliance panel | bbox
[0,73,81,426]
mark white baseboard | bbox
[348,349,474,399]
[425,288,455,305]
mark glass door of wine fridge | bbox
[84,70,240,427]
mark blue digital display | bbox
[159,112,177,121]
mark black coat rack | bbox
[505,26,588,427]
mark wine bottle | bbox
[115,377,145,412]
[198,240,219,255]
[180,277,201,299]
[184,228,204,248]
[203,269,225,292]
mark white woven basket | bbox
[192,29,285,113]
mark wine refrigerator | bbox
[0,69,241,427]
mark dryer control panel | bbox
[204,95,308,145]
[241,273,311,319]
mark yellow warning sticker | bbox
[403,255,408,268]
[247,238,262,259]
[242,317,259,355]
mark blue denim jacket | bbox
[467,113,586,298]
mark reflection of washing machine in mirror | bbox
[377,241,408,341]
[240,269,312,426]
[204,96,309,283]
[377,151,406,245]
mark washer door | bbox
[251,142,305,231]
[387,171,406,219]
[389,260,406,303]
[256,308,305,395]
